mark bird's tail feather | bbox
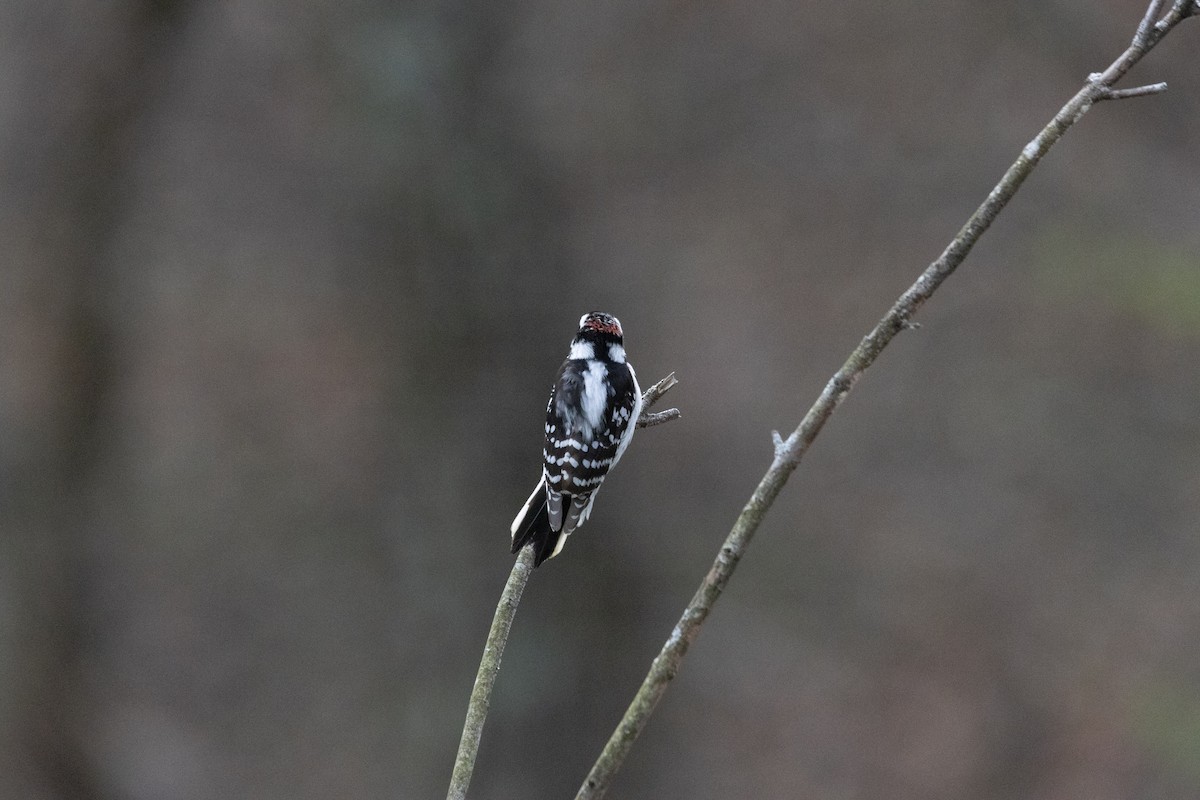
[510,480,560,567]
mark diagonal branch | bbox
[446,374,680,800]
[574,3,1197,798]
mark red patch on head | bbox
[584,316,622,336]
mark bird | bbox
[510,312,643,567]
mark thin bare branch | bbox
[448,544,536,800]
[574,4,1196,798]
[447,372,680,799]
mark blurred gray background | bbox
[4,1,1200,798]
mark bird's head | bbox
[577,312,624,342]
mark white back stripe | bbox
[580,360,608,435]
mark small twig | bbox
[1097,82,1169,100]
[446,373,680,799]
[637,372,680,428]
[574,4,1196,798]
[638,409,681,428]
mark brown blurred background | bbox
[4,1,1200,798]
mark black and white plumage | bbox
[511,312,643,567]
